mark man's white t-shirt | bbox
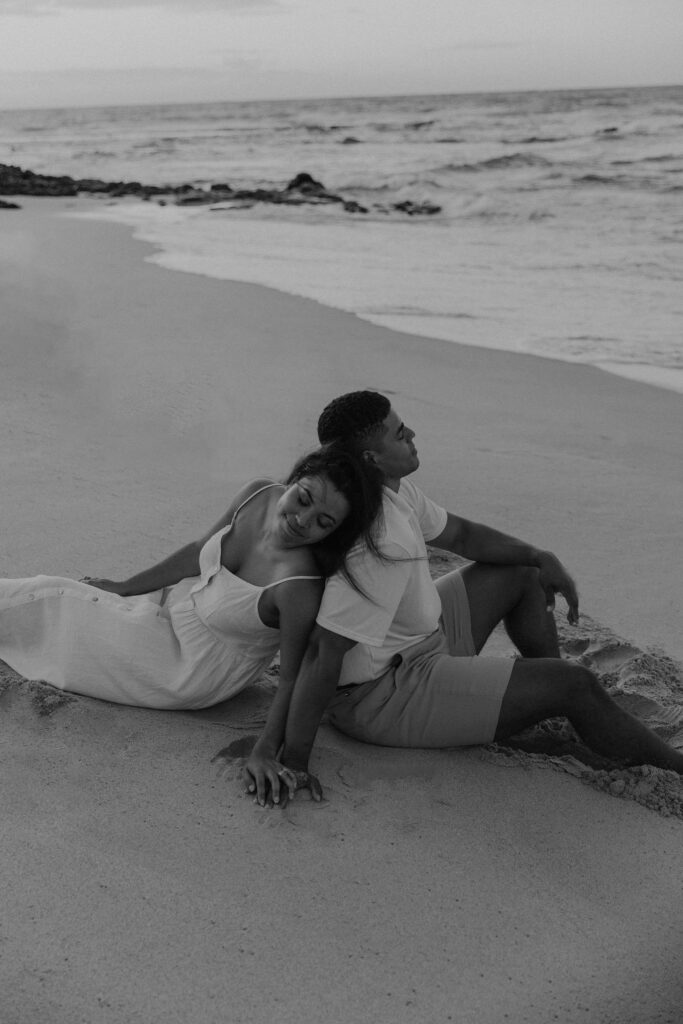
[316,478,448,685]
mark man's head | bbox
[317,390,419,489]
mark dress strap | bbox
[262,575,323,592]
[230,482,282,524]
[206,479,284,552]
[192,482,283,594]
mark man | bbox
[251,391,683,804]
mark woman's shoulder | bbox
[280,542,323,579]
[272,541,325,593]
[270,566,324,617]
[200,479,283,548]
[228,478,283,517]
[241,478,283,500]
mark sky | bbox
[0,0,681,110]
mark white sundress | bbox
[0,485,319,710]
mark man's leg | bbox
[496,658,683,773]
[460,563,560,657]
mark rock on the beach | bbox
[0,163,168,199]
[285,172,327,195]
[0,162,440,217]
[392,199,442,216]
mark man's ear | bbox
[362,449,378,465]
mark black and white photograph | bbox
[1,2,682,1022]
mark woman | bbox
[0,446,383,802]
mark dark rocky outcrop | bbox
[0,198,21,209]
[0,163,169,199]
[0,163,440,217]
[392,199,441,216]
[285,172,327,195]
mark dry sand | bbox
[1,197,682,1023]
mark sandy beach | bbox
[1,197,682,1023]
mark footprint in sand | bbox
[504,614,683,816]
[577,639,642,676]
[211,735,258,787]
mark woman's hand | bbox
[288,768,323,803]
[80,577,127,595]
[243,753,297,807]
[243,753,323,808]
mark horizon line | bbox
[1,80,682,116]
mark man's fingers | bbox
[561,580,580,624]
[544,577,580,625]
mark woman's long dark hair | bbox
[285,444,384,590]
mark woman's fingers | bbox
[242,765,257,796]
[243,762,324,808]
[277,767,298,799]
[305,773,324,802]
[243,765,270,807]
[266,767,285,806]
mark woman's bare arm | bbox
[87,478,275,597]
[244,577,324,806]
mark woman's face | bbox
[277,474,350,547]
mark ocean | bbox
[2,86,682,394]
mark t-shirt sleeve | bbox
[401,479,448,541]
[316,541,414,647]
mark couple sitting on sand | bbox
[2,389,682,803]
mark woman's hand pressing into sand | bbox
[244,754,323,808]
[244,753,297,807]
[536,551,579,624]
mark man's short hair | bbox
[317,391,391,448]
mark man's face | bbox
[367,408,419,487]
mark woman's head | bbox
[281,445,384,579]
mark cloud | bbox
[0,0,277,13]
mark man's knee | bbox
[558,662,602,710]
[493,563,543,604]
[517,564,543,597]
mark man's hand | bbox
[537,551,579,625]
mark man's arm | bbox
[281,625,357,785]
[431,513,579,623]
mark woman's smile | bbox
[283,514,306,541]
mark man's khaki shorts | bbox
[327,569,514,747]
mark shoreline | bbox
[67,196,683,400]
